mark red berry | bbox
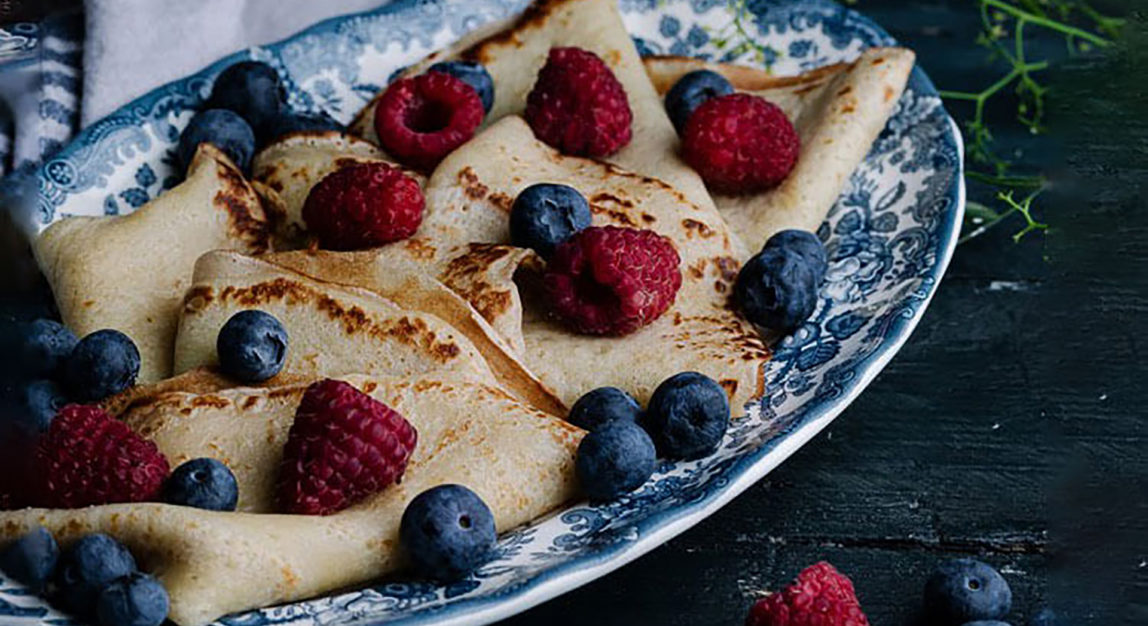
[33,405,170,508]
[682,93,799,194]
[373,72,484,171]
[302,161,425,250]
[525,47,633,158]
[277,379,418,516]
[545,226,682,336]
[745,562,869,626]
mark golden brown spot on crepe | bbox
[82,300,94,308]
[211,279,464,363]
[489,191,514,212]
[281,566,301,589]
[682,218,715,238]
[714,256,740,283]
[714,281,727,294]
[590,192,635,209]
[837,85,853,96]
[687,260,706,280]
[334,157,365,170]
[362,381,378,393]
[719,379,739,399]
[215,163,272,252]
[872,57,886,66]
[440,245,517,322]
[460,0,567,62]
[413,380,443,393]
[267,179,285,193]
[403,237,437,260]
[458,166,489,201]
[190,395,230,409]
[242,396,259,410]
[794,83,823,96]
[641,213,656,224]
[884,85,896,102]
[604,49,622,67]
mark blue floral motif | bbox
[9,1,962,625]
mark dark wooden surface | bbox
[501,2,1148,624]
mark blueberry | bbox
[206,61,284,137]
[644,371,729,460]
[165,458,239,512]
[178,109,256,174]
[400,484,496,581]
[428,60,495,114]
[56,533,137,616]
[924,558,1013,623]
[9,379,68,435]
[0,527,59,591]
[568,387,643,432]
[1027,608,1057,626]
[665,69,734,133]
[12,319,77,378]
[96,572,169,626]
[509,183,592,258]
[258,110,342,146]
[734,245,819,333]
[62,329,140,402]
[216,310,288,383]
[764,229,828,284]
[575,420,656,500]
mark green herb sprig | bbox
[935,0,1120,242]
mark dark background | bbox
[502,1,1148,624]
[1,1,1144,625]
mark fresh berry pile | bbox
[525,47,633,157]
[303,161,426,250]
[374,71,485,171]
[0,529,169,626]
[544,225,682,336]
[277,379,418,515]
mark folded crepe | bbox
[32,144,273,383]
[292,116,770,412]
[643,47,915,247]
[252,131,422,248]
[349,0,719,218]
[0,371,583,625]
[173,250,500,387]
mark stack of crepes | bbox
[2,0,915,623]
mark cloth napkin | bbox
[0,0,386,177]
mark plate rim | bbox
[22,1,966,624]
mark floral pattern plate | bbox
[3,0,963,624]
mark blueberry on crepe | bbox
[178,109,256,174]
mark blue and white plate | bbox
[4,0,963,624]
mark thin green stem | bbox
[981,0,1112,46]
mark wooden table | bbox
[503,2,1148,624]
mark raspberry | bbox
[525,47,633,157]
[545,226,682,336]
[683,93,799,194]
[373,72,484,171]
[277,379,418,515]
[33,405,170,508]
[303,162,425,250]
[745,562,869,626]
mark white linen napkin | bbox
[82,0,387,125]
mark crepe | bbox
[294,116,770,412]
[31,144,272,382]
[643,47,916,247]
[349,0,718,216]
[172,250,500,387]
[0,371,583,625]
[252,131,421,248]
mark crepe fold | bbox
[32,144,273,382]
[643,47,916,247]
[0,371,583,625]
[349,0,720,220]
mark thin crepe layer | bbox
[349,0,719,218]
[32,144,272,382]
[263,248,566,415]
[173,251,496,386]
[643,47,916,247]
[304,116,770,411]
[0,372,583,626]
[252,131,421,248]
